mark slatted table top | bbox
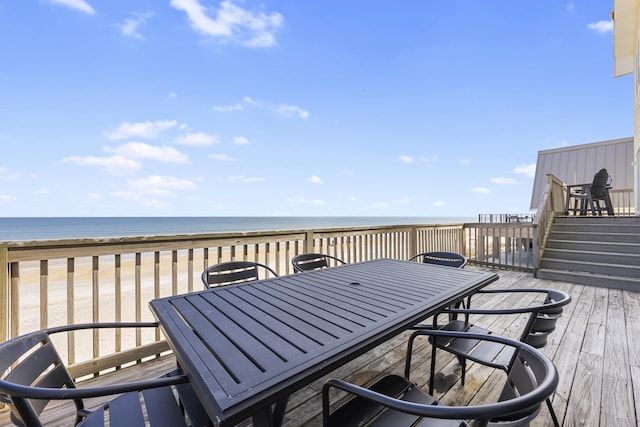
[149,258,498,426]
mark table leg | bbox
[251,398,289,427]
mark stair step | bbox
[546,239,640,255]
[542,248,640,264]
[555,216,640,225]
[536,268,640,291]
[551,223,640,234]
[539,216,640,289]
[548,231,640,244]
[546,239,640,254]
[540,258,640,278]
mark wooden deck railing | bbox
[532,174,566,273]
[0,221,531,379]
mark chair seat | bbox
[79,389,186,427]
[78,369,208,427]
[327,375,463,427]
[434,321,514,370]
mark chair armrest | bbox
[1,373,189,400]
[565,183,589,192]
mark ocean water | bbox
[0,216,476,242]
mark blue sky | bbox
[0,0,632,217]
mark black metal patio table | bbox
[149,258,499,427]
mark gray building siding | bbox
[530,137,634,210]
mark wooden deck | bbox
[1,268,638,426]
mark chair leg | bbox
[546,398,560,427]
[429,339,437,395]
[458,356,467,385]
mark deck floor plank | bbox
[1,269,638,426]
[601,289,636,426]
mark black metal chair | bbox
[564,168,614,216]
[408,251,468,268]
[0,322,208,427]
[201,260,278,288]
[418,288,571,426]
[409,251,469,316]
[291,253,346,273]
[323,330,559,427]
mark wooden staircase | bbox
[536,216,640,290]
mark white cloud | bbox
[309,199,325,206]
[491,177,518,185]
[128,175,196,195]
[88,192,101,199]
[399,155,414,163]
[49,0,95,14]
[104,120,178,140]
[460,158,471,165]
[167,92,178,99]
[587,20,613,33]
[0,167,20,180]
[277,104,309,119]
[106,142,189,163]
[349,196,358,201]
[232,136,249,145]
[209,153,237,161]
[175,132,220,146]
[117,12,154,40]
[419,154,437,164]
[288,196,305,203]
[170,0,283,47]
[393,196,411,204]
[228,175,264,182]
[0,195,16,202]
[514,163,536,178]
[371,202,390,209]
[309,176,323,184]
[113,176,196,205]
[473,187,491,195]
[566,3,574,13]
[62,155,141,174]
[214,103,243,112]
[399,155,436,164]
[433,201,446,207]
[239,96,308,120]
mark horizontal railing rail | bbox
[0,221,531,380]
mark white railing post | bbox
[0,246,8,345]
[305,230,315,253]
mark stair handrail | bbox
[532,174,566,274]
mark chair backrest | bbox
[408,251,467,268]
[522,289,571,348]
[291,253,346,272]
[201,261,278,288]
[493,344,557,425]
[0,331,83,427]
[590,168,610,198]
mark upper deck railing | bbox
[0,221,533,379]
